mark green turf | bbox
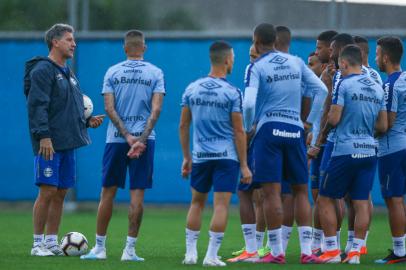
[0,206,403,269]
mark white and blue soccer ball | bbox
[60,232,88,256]
[83,94,93,119]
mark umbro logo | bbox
[56,74,63,81]
[358,77,375,87]
[269,55,288,65]
[200,80,221,90]
[122,62,146,68]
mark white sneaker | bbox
[203,257,226,267]
[46,244,64,256]
[80,247,107,260]
[31,245,55,256]
[121,248,144,262]
[182,253,198,265]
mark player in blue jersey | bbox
[231,44,270,261]
[81,30,165,262]
[341,35,382,257]
[243,23,326,264]
[309,30,338,255]
[309,33,356,255]
[26,24,104,256]
[374,37,406,264]
[318,45,387,264]
[179,41,252,267]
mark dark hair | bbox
[276,25,291,48]
[317,30,338,43]
[209,40,233,65]
[354,35,369,55]
[125,29,144,47]
[254,23,276,46]
[377,36,404,65]
[45,23,74,50]
[331,33,355,49]
[339,45,362,66]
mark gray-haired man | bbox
[25,23,104,256]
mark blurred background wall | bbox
[1,0,405,204]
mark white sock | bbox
[393,236,406,257]
[324,236,338,251]
[45,234,58,247]
[298,226,312,255]
[241,224,256,253]
[186,228,200,256]
[321,232,326,252]
[125,236,137,250]
[363,231,369,247]
[282,225,293,253]
[345,231,354,254]
[33,234,44,247]
[336,230,341,250]
[350,238,364,253]
[205,231,224,259]
[267,228,283,256]
[311,228,323,251]
[95,234,106,250]
[255,231,265,250]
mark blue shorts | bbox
[319,155,377,200]
[34,150,76,189]
[378,149,406,198]
[191,159,240,193]
[238,147,261,192]
[310,146,325,189]
[102,141,154,190]
[252,122,308,185]
[281,180,292,194]
[319,141,334,189]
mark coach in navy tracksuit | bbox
[24,23,104,256]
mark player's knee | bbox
[38,185,58,201]
[129,199,143,210]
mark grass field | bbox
[0,205,404,269]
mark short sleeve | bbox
[153,68,166,94]
[332,80,345,106]
[231,89,243,113]
[245,63,259,89]
[102,68,114,94]
[181,87,191,107]
[386,79,405,112]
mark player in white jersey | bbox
[318,45,387,264]
[243,23,326,264]
[180,41,252,266]
[81,30,165,262]
[354,35,383,86]
[374,37,406,264]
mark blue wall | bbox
[0,38,396,204]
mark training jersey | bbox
[102,60,165,143]
[306,76,328,146]
[331,73,385,157]
[181,76,243,163]
[378,71,406,157]
[366,66,383,86]
[327,66,381,143]
[244,51,326,133]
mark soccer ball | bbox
[60,232,88,256]
[83,94,93,119]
